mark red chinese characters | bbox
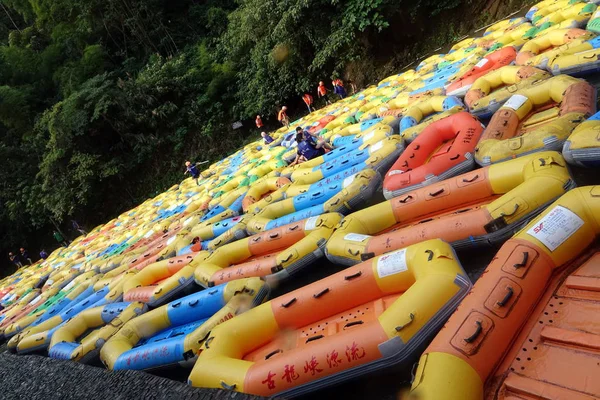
[304,356,323,375]
[281,364,299,383]
[326,349,343,368]
[345,341,366,362]
[262,371,277,390]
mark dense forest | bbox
[0,0,530,269]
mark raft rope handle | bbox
[398,195,413,204]
[462,174,479,183]
[265,349,282,360]
[514,252,529,269]
[344,271,362,280]
[220,381,236,390]
[499,203,519,218]
[496,286,514,307]
[395,313,415,332]
[464,320,483,343]
[313,288,330,298]
[344,320,364,329]
[281,298,297,308]
[306,334,325,343]
[429,188,445,197]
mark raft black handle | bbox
[398,195,413,204]
[208,290,218,295]
[429,188,444,197]
[514,252,529,269]
[496,287,514,307]
[189,299,199,307]
[154,288,162,294]
[344,320,364,329]
[464,320,483,343]
[265,349,282,360]
[409,153,415,159]
[306,334,324,343]
[425,250,434,261]
[172,301,181,308]
[220,381,236,390]
[462,174,479,183]
[414,144,420,150]
[289,224,300,231]
[449,154,460,160]
[251,237,261,242]
[281,298,297,308]
[269,233,280,239]
[395,313,415,332]
[348,249,360,256]
[204,336,214,349]
[281,253,293,263]
[402,161,409,168]
[313,288,330,298]
[344,271,362,280]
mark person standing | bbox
[39,249,48,260]
[184,161,200,185]
[278,106,290,127]
[333,79,347,99]
[53,230,68,247]
[71,220,86,236]
[20,248,32,265]
[302,93,315,113]
[255,115,264,130]
[317,81,331,106]
[347,79,357,95]
[8,252,22,268]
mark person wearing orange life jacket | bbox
[277,106,290,127]
[302,93,315,113]
[317,81,331,106]
[255,115,264,129]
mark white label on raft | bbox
[475,58,489,68]
[46,279,54,286]
[29,294,43,305]
[264,154,272,161]
[363,131,375,142]
[370,140,384,152]
[63,280,77,291]
[527,206,584,252]
[343,175,355,188]
[504,94,528,111]
[143,230,154,238]
[344,233,371,242]
[166,235,177,245]
[183,216,195,227]
[304,216,320,231]
[377,248,408,278]
[594,10,600,19]
[0,293,10,301]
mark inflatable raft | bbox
[100,278,267,371]
[563,109,600,166]
[188,239,471,397]
[384,112,484,198]
[409,186,600,400]
[399,96,464,142]
[327,151,573,265]
[475,74,595,165]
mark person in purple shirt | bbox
[184,161,200,185]
[289,132,326,166]
[261,132,274,144]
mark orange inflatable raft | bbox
[383,112,484,199]
[446,46,517,97]
[408,186,600,400]
[327,151,573,266]
[188,239,471,397]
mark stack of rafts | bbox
[1,0,600,398]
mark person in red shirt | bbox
[317,81,331,106]
[255,115,263,129]
[302,93,315,113]
[277,106,290,127]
